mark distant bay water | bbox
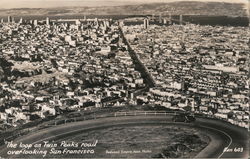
[0,15,249,26]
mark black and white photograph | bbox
[0,0,249,158]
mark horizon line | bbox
[0,0,248,9]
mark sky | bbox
[0,0,248,9]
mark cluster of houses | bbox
[124,24,249,128]
[0,18,145,129]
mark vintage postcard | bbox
[0,0,249,158]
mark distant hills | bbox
[0,1,248,17]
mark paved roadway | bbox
[195,117,248,158]
[0,116,248,158]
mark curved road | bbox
[0,116,248,158]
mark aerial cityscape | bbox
[0,0,249,158]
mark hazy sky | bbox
[0,0,248,8]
